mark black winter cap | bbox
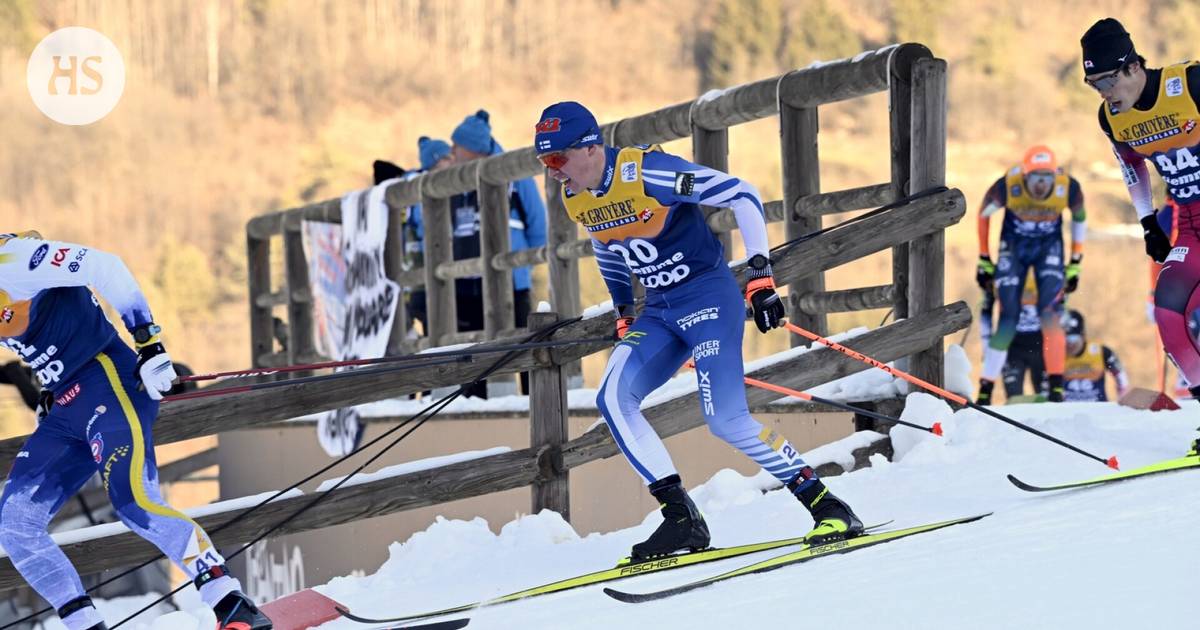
[1081,18,1136,74]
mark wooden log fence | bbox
[0,301,968,591]
[0,186,963,467]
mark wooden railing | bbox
[245,43,948,386]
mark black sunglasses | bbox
[1084,46,1136,91]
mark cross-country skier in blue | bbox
[0,232,271,630]
[534,102,864,560]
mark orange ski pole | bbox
[742,375,943,436]
[782,321,1119,470]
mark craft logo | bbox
[27,27,126,125]
[102,445,130,490]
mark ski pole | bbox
[682,359,941,436]
[782,321,1120,470]
[161,353,474,402]
[179,336,613,384]
[741,375,943,436]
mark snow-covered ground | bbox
[61,394,1200,629]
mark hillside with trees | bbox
[1,0,1194,434]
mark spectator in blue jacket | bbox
[399,136,453,334]
[449,109,548,394]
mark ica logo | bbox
[26,27,126,126]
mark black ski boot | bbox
[976,379,994,405]
[213,591,273,630]
[790,467,864,545]
[58,596,107,630]
[629,475,711,561]
[1046,374,1065,402]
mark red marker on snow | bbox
[1107,455,1120,470]
[932,422,943,437]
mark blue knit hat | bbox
[451,110,494,155]
[535,101,602,154]
[418,136,451,170]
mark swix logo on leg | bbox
[55,382,82,406]
[698,370,715,416]
[1166,246,1189,263]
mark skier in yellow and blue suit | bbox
[975,145,1087,404]
[534,101,864,561]
[0,233,271,630]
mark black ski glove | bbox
[1141,215,1173,263]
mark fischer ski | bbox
[604,513,989,603]
[375,620,471,630]
[336,522,892,625]
[1007,454,1200,492]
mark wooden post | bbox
[544,175,583,387]
[889,56,915,324]
[479,173,516,393]
[283,213,316,370]
[528,311,570,521]
[421,194,455,347]
[247,231,273,367]
[692,125,733,260]
[908,58,948,387]
[384,201,411,356]
[781,104,827,344]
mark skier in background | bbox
[975,145,1086,404]
[0,232,271,630]
[980,268,1047,402]
[534,101,864,561]
[1061,309,1130,402]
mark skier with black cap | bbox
[1082,18,1200,451]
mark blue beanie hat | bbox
[451,110,494,155]
[418,136,451,170]
[535,101,602,153]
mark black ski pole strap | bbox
[57,595,94,619]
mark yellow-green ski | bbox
[1007,455,1200,492]
[336,522,889,626]
[604,513,989,603]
